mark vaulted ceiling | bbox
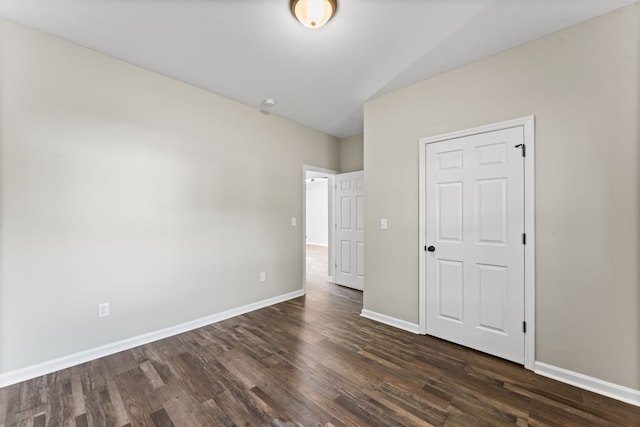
[1,0,636,137]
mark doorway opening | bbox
[302,165,336,292]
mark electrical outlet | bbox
[98,302,110,318]
[260,272,266,282]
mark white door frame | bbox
[418,116,536,370]
[303,165,338,292]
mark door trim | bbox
[303,165,338,292]
[418,116,535,370]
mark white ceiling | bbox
[1,0,637,138]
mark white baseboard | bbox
[326,276,333,283]
[360,309,420,334]
[305,242,328,247]
[535,362,640,407]
[0,289,305,388]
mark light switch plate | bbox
[381,218,388,229]
[98,302,110,318]
[291,217,297,226]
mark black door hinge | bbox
[522,233,526,245]
[424,245,427,252]
[523,321,527,333]
[515,144,526,157]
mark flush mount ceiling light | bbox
[290,0,337,29]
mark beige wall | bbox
[339,134,364,172]
[0,18,339,374]
[364,4,640,389]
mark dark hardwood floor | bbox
[2,244,639,426]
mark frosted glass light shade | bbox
[291,0,337,29]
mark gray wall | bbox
[363,4,640,389]
[339,134,364,172]
[0,19,339,374]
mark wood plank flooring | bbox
[2,244,639,426]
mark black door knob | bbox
[427,246,435,252]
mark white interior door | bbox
[335,171,364,290]
[425,127,525,364]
